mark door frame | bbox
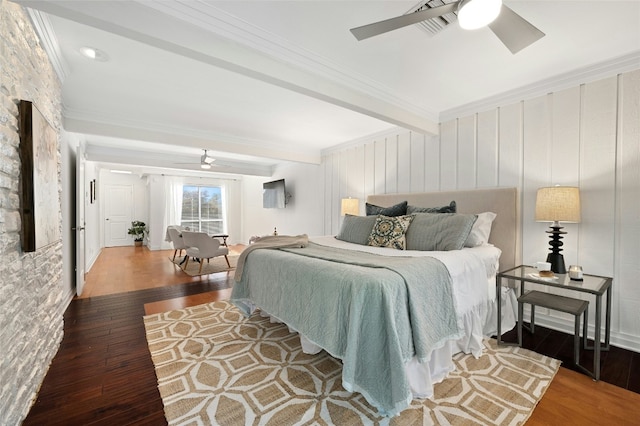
[75,142,86,296]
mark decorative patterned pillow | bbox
[407,201,457,214]
[405,213,477,251]
[365,201,408,217]
[336,214,378,245]
[367,215,414,250]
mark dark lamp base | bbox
[545,224,568,274]
[546,252,566,274]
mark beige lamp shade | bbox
[341,198,359,216]
[535,186,581,223]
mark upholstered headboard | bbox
[367,187,520,271]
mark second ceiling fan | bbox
[199,149,216,169]
[174,149,218,170]
[350,0,545,54]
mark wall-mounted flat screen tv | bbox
[263,179,286,208]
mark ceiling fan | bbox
[174,149,217,169]
[199,149,216,169]
[350,0,545,54]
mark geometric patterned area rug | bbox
[169,255,238,276]
[143,301,560,425]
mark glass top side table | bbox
[496,265,612,380]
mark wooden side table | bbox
[496,265,612,380]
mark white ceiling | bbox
[17,0,640,176]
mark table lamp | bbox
[341,198,359,216]
[535,186,581,274]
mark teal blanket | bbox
[231,242,461,416]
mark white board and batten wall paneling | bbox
[456,115,477,190]
[385,135,398,194]
[616,70,640,339]
[580,77,618,276]
[440,120,457,191]
[373,137,386,195]
[497,102,523,189]
[321,68,640,352]
[477,109,499,188]
[323,131,442,234]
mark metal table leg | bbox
[496,275,502,345]
[605,286,611,349]
[594,295,601,380]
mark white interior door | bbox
[75,143,86,296]
[105,184,133,247]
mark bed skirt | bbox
[255,285,517,401]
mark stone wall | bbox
[0,1,66,424]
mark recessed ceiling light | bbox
[110,169,132,174]
[79,46,109,62]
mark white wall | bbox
[321,69,640,352]
[148,175,165,249]
[80,163,149,268]
[84,161,101,268]
[241,162,324,243]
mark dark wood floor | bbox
[503,324,640,393]
[24,278,234,426]
[24,247,640,425]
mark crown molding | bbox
[141,0,439,123]
[25,8,70,82]
[440,50,640,122]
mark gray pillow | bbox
[407,201,456,214]
[336,215,378,245]
[405,213,477,251]
[365,201,408,217]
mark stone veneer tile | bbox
[0,1,65,424]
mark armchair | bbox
[167,226,187,261]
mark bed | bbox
[231,187,520,416]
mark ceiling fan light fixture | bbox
[200,163,212,170]
[458,0,502,30]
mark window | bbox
[181,185,226,234]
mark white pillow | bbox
[464,212,497,247]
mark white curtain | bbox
[162,176,184,247]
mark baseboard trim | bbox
[85,247,101,272]
[525,311,640,354]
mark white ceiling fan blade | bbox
[350,2,458,41]
[172,162,219,167]
[488,4,545,54]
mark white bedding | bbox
[312,235,501,306]
[265,236,517,400]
